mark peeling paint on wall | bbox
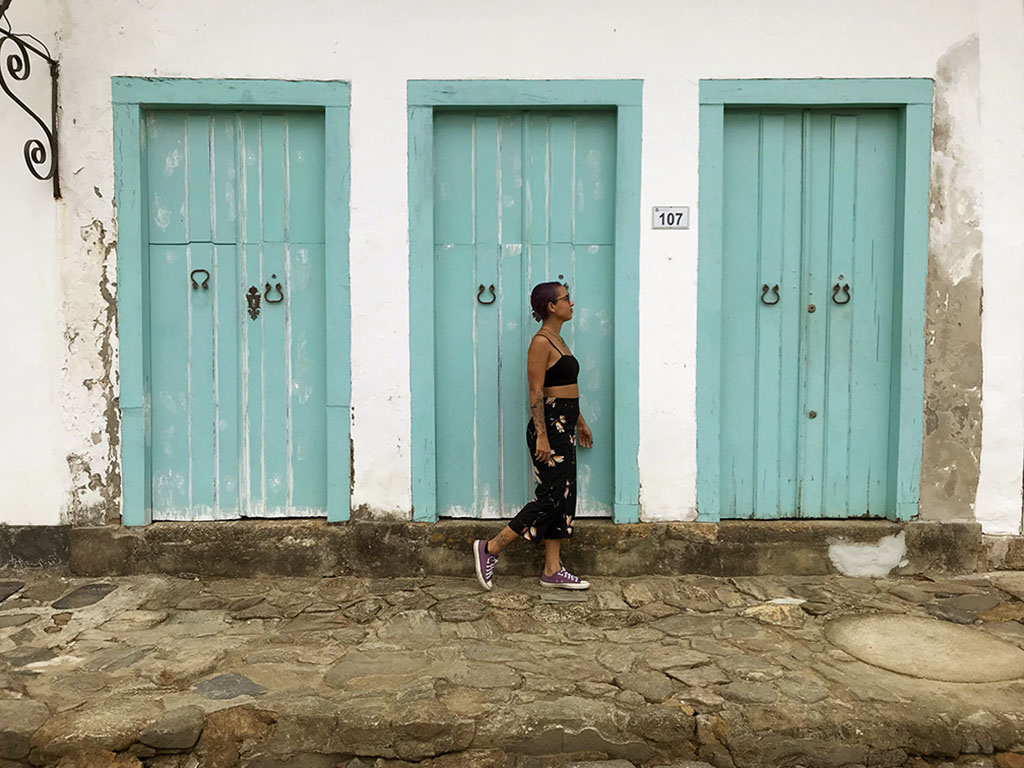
[62,218,120,524]
[920,35,983,521]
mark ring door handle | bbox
[477,284,496,305]
[264,281,284,304]
[760,284,780,306]
[264,273,284,304]
[189,269,210,290]
[246,286,261,319]
[832,282,851,305]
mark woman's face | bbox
[548,287,574,321]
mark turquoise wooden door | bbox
[432,110,617,519]
[719,109,899,518]
[146,110,328,519]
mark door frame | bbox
[408,79,642,523]
[696,78,933,522]
[113,78,352,526]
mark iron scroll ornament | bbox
[477,284,496,305]
[246,286,261,320]
[760,284,780,306]
[0,3,60,197]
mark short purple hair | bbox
[530,281,566,322]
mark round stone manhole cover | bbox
[825,614,1024,683]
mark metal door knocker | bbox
[477,284,496,305]
[264,274,284,304]
[246,286,261,319]
[832,282,851,305]
[760,284,780,305]
[189,269,210,290]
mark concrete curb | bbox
[0,525,69,568]
[30,518,990,577]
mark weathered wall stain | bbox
[920,35,983,520]
[64,218,120,524]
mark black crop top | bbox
[541,336,580,387]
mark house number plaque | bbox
[652,207,689,229]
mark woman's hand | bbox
[534,434,553,464]
[578,423,593,448]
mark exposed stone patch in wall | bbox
[920,35,983,521]
[62,218,120,525]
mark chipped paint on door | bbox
[146,110,327,519]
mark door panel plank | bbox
[186,115,213,243]
[435,244,478,516]
[214,244,240,514]
[242,242,264,515]
[239,114,263,245]
[848,111,899,517]
[573,244,615,516]
[499,114,523,247]
[434,114,475,246]
[150,245,191,517]
[777,112,804,518]
[822,115,858,516]
[289,243,328,510]
[261,241,289,514]
[261,116,287,244]
[499,241,529,516]
[720,112,761,518]
[573,113,617,246]
[211,115,238,244]
[188,242,217,515]
[752,113,803,519]
[549,116,574,244]
[474,117,501,518]
[146,113,188,243]
[525,114,550,246]
[288,114,326,244]
[798,111,833,518]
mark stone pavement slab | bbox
[1,569,1023,768]
[0,582,23,604]
[826,614,1024,682]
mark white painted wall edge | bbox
[975,0,1024,535]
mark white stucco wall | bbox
[0,0,66,525]
[975,0,1024,535]
[2,0,1021,533]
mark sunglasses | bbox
[552,293,571,304]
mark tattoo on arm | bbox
[530,395,546,437]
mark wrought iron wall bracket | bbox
[0,2,60,198]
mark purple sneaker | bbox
[473,539,498,591]
[540,567,590,590]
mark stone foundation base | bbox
[0,518,983,577]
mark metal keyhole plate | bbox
[809,411,817,419]
[808,304,816,313]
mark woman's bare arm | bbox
[527,337,551,457]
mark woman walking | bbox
[473,282,592,591]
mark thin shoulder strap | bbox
[539,334,564,355]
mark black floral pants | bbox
[509,397,578,541]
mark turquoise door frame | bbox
[408,80,642,523]
[113,78,352,526]
[696,78,933,523]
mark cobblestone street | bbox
[2,569,1024,768]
